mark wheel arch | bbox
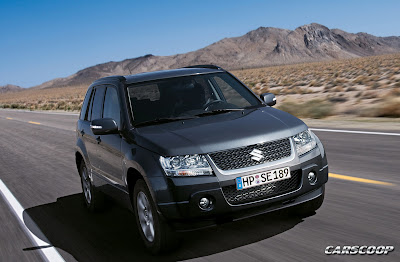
[75,151,84,174]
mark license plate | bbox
[236,167,291,190]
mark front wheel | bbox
[133,180,178,254]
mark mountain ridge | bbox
[22,23,400,90]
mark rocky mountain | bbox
[0,84,23,94]
[32,23,400,89]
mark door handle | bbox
[96,136,101,144]
[80,130,85,136]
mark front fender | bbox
[122,141,174,206]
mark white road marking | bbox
[310,128,400,136]
[0,179,65,262]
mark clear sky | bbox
[1,0,400,88]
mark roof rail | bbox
[183,64,224,70]
[93,75,126,83]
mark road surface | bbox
[0,109,399,262]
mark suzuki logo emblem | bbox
[250,149,264,161]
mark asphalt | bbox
[0,109,399,262]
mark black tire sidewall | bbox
[80,161,93,208]
[79,161,104,212]
[133,180,163,253]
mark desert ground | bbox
[1,53,399,118]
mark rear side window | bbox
[85,89,95,121]
[80,87,93,120]
[103,87,121,127]
[91,86,106,120]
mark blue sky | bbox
[1,0,400,88]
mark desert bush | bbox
[328,96,348,103]
[333,86,344,92]
[369,82,381,89]
[386,88,400,97]
[57,101,66,109]
[376,98,400,117]
[278,99,333,119]
[309,80,321,87]
[363,92,378,99]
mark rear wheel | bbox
[133,180,178,254]
[291,191,325,217]
[79,161,104,212]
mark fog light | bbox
[308,171,317,185]
[199,197,212,210]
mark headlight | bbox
[159,154,213,177]
[293,129,317,156]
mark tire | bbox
[133,180,178,254]
[291,191,325,217]
[79,161,105,212]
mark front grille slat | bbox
[209,138,291,170]
[221,170,301,205]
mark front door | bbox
[96,86,124,186]
[86,86,106,171]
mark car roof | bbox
[91,67,225,86]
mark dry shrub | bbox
[333,86,344,92]
[376,97,400,117]
[278,99,333,119]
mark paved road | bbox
[0,110,399,262]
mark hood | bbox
[133,107,307,156]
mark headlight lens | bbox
[293,129,317,156]
[159,154,213,177]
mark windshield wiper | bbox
[195,108,244,117]
[134,116,197,127]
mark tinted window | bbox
[130,83,160,101]
[103,87,121,127]
[80,87,93,120]
[91,86,106,120]
[127,72,261,124]
[86,89,95,121]
[212,75,252,107]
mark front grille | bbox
[221,170,301,205]
[209,138,291,170]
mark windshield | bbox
[127,72,262,125]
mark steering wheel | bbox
[203,99,223,111]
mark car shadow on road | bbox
[23,193,305,261]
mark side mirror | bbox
[90,118,118,135]
[260,93,277,106]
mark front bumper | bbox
[155,148,328,230]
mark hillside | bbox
[0,84,22,94]
[31,23,400,89]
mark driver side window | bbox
[213,76,251,107]
[103,86,121,128]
